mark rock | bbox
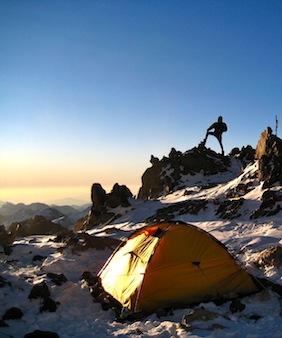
[81,271,100,286]
[155,308,173,318]
[81,233,121,250]
[138,146,230,200]
[91,183,132,212]
[0,275,11,288]
[32,255,47,262]
[28,282,50,300]
[248,314,262,321]
[84,183,133,229]
[181,308,218,328]
[254,246,282,269]
[145,200,208,223]
[238,145,256,165]
[229,299,246,313]
[0,224,19,247]
[0,319,9,327]
[230,147,240,156]
[180,308,228,331]
[81,272,104,298]
[106,183,132,208]
[2,307,23,320]
[225,182,256,199]
[24,330,60,338]
[169,147,182,160]
[53,232,121,253]
[255,127,281,159]
[255,127,282,186]
[28,282,58,313]
[138,159,164,200]
[251,189,282,219]
[230,145,255,166]
[3,245,13,255]
[91,183,107,211]
[215,198,244,219]
[47,272,68,285]
[40,297,58,313]
[96,291,122,313]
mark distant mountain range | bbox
[0,201,91,230]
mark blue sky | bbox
[1,0,282,204]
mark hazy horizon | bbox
[0,183,141,206]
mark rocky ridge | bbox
[85,127,280,229]
[2,127,282,238]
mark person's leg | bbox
[203,131,212,146]
[217,136,224,155]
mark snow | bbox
[1,159,282,337]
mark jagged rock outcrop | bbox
[230,145,255,167]
[106,183,132,208]
[82,183,133,230]
[256,127,282,186]
[138,146,231,200]
[91,184,107,211]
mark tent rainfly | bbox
[97,222,260,317]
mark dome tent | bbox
[97,221,260,318]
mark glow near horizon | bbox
[1,1,282,205]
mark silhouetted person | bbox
[202,116,227,155]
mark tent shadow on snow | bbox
[93,221,262,319]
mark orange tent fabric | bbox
[98,222,259,314]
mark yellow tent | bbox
[98,221,259,316]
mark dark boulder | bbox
[2,307,23,320]
[28,282,50,300]
[230,299,246,313]
[0,319,9,327]
[25,330,60,338]
[40,297,58,313]
[47,272,68,286]
[32,255,47,262]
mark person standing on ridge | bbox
[202,116,227,155]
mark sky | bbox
[1,0,282,205]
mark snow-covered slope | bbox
[1,158,282,337]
